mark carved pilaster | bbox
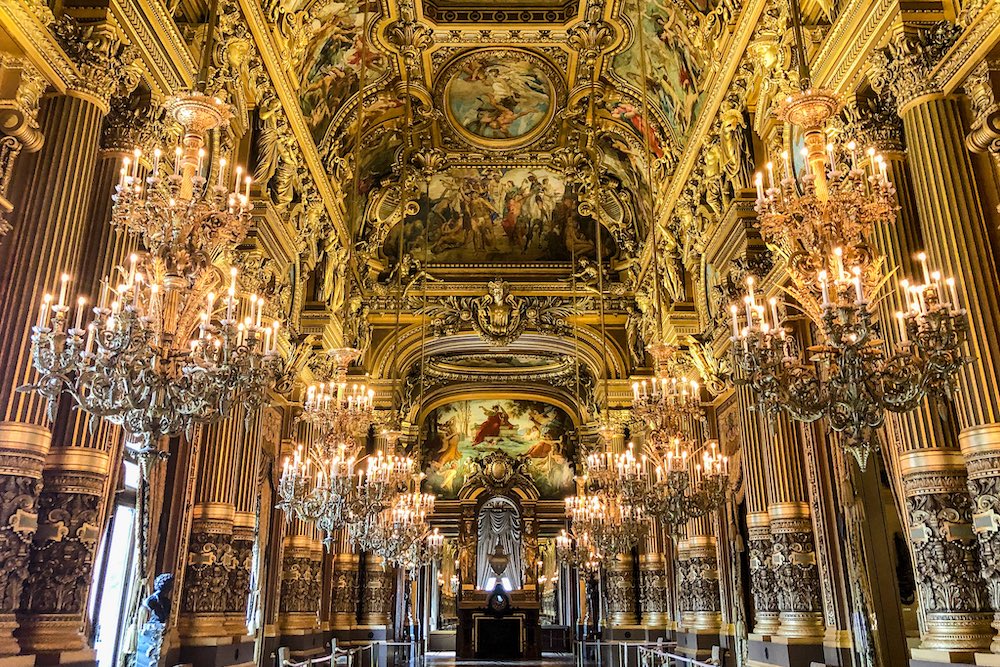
[605,553,639,627]
[16,448,109,656]
[746,512,780,636]
[681,537,721,632]
[769,504,823,639]
[331,551,359,628]
[960,424,1000,653]
[867,24,962,115]
[900,450,993,654]
[278,532,322,634]
[360,555,394,627]
[639,553,668,627]
[50,17,141,113]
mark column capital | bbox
[100,92,163,155]
[50,16,142,112]
[867,23,962,116]
[838,94,904,154]
[964,59,1000,157]
[0,53,46,153]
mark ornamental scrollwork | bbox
[279,555,321,613]
[21,490,101,614]
[421,279,580,346]
[0,472,41,614]
[747,531,779,616]
[182,532,241,614]
[771,527,822,614]
[686,555,722,613]
[904,487,990,613]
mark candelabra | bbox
[565,488,646,559]
[298,347,376,447]
[27,258,281,453]
[731,252,968,467]
[555,529,600,572]
[644,439,729,536]
[358,490,436,568]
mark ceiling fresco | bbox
[381,166,616,264]
[442,50,557,147]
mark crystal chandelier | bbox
[732,130,968,467]
[357,489,436,569]
[643,438,729,536]
[565,486,646,560]
[24,93,279,456]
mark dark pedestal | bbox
[456,591,540,660]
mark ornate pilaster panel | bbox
[960,424,1000,651]
[0,53,45,238]
[278,531,322,634]
[331,551,359,629]
[178,504,238,637]
[16,448,108,655]
[0,423,45,655]
[746,512,780,636]
[683,536,722,633]
[360,554,394,627]
[639,553,668,628]
[768,503,823,639]
[605,552,638,627]
[900,450,993,652]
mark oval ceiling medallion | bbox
[442,48,558,149]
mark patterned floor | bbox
[423,652,577,666]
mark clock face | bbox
[488,591,510,613]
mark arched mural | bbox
[421,398,576,499]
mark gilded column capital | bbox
[838,95,904,154]
[0,54,46,153]
[867,23,962,116]
[963,59,1000,175]
[100,93,164,155]
[50,16,142,112]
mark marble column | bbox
[605,552,639,627]
[764,416,823,640]
[0,91,106,656]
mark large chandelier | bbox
[555,529,600,573]
[356,489,437,569]
[565,486,646,560]
[644,438,729,536]
[25,92,279,455]
[300,354,376,446]
[732,103,968,467]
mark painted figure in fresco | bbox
[473,404,514,444]
[610,102,664,159]
[450,59,551,140]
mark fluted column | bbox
[13,96,152,657]
[764,416,823,640]
[359,554,394,627]
[605,552,639,627]
[735,381,780,636]
[0,91,106,656]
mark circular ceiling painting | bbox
[443,49,557,149]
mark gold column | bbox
[278,520,323,636]
[736,380,780,636]
[13,94,151,657]
[231,408,268,638]
[639,524,669,628]
[177,412,244,641]
[764,416,824,640]
[359,553,394,627]
[678,516,721,634]
[901,95,1000,658]
[0,54,45,235]
[0,91,106,656]
[605,552,639,627]
[331,540,359,629]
